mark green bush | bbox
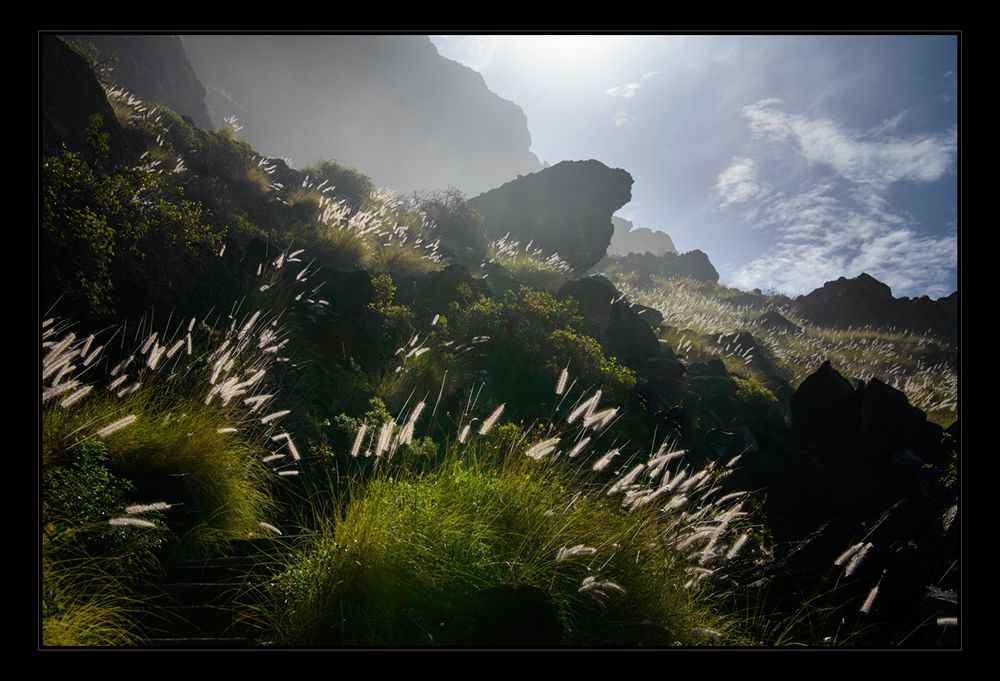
[42,132,219,319]
[303,159,374,213]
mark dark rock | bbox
[790,361,855,445]
[757,310,802,335]
[728,292,769,310]
[42,36,132,163]
[631,304,664,329]
[792,272,957,339]
[790,361,948,475]
[76,35,214,130]
[850,378,948,467]
[608,216,676,256]
[472,160,634,271]
[557,276,661,365]
[183,35,542,196]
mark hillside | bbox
[40,36,959,649]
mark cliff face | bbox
[470,160,634,271]
[74,35,213,130]
[180,35,542,195]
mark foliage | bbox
[303,159,375,212]
[42,127,219,319]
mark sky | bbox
[429,35,958,299]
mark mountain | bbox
[73,35,213,130]
[180,35,543,196]
[792,273,958,339]
[608,216,676,256]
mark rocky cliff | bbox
[74,35,213,130]
[181,35,542,195]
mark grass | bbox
[614,276,957,422]
[42,559,145,647]
[259,432,746,646]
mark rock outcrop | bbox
[74,35,213,130]
[471,160,634,271]
[608,216,676,256]
[601,249,720,283]
[42,36,131,163]
[181,35,542,196]
[792,273,957,340]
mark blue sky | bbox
[430,35,958,298]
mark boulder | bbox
[659,250,719,283]
[471,160,634,271]
[557,276,661,365]
[757,310,802,334]
[790,361,857,446]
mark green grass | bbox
[42,559,145,647]
[260,441,739,646]
[44,388,276,550]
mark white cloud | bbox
[614,111,635,127]
[607,82,642,99]
[730,179,956,297]
[724,100,957,298]
[741,99,956,189]
[716,157,760,207]
[607,71,659,99]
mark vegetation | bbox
[39,54,957,648]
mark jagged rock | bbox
[793,273,957,339]
[472,160,634,271]
[42,36,131,163]
[659,250,719,283]
[790,360,858,446]
[608,216,676,256]
[557,275,660,364]
[757,310,802,335]
[183,35,542,196]
[75,35,214,130]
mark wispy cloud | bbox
[741,99,956,189]
[607,71,660,99]
[614,110,635,127]
[716,157,760,207]
[725,100,957,298]
[607,83,642,99]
